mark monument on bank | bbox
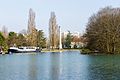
[59,26,62,50]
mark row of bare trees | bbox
[85,7,120,54]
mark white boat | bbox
[8,47,41,54]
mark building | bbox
[62,31,85,48]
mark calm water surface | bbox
[0,51,120,80]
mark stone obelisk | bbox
[59,26,62,49]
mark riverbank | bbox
[41,49,80,52]
[80,48,116,55]
[41,49,64,52]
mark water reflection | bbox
[86,55,120,80]
[49,52,62,80]
[0,52,120,80]
[28,55,38,80]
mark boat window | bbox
[19,48,24,49]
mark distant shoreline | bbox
[41,49,80,52]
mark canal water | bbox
[0,51,120,80]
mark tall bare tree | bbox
[28,8,36,34]
[37,30,46,48]
[2,25,8,38]
[49,12,59,49]
[27,8,37,46]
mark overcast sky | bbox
[0,0,119,36]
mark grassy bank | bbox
[41,48,80,52]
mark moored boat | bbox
[8,47,41,54]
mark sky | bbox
[0,0,120,37]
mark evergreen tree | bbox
[65,31,72,48]
[17,34,27,46]
[7,32,17,47]
[37,30,46,48]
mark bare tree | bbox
[28,8,36,34]
[85,6,120,54]
[27,8,37,46]
[2,25,8,38]
[49,12,59,49]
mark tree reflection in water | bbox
[49,52,62,80]
[28,55,38,80]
